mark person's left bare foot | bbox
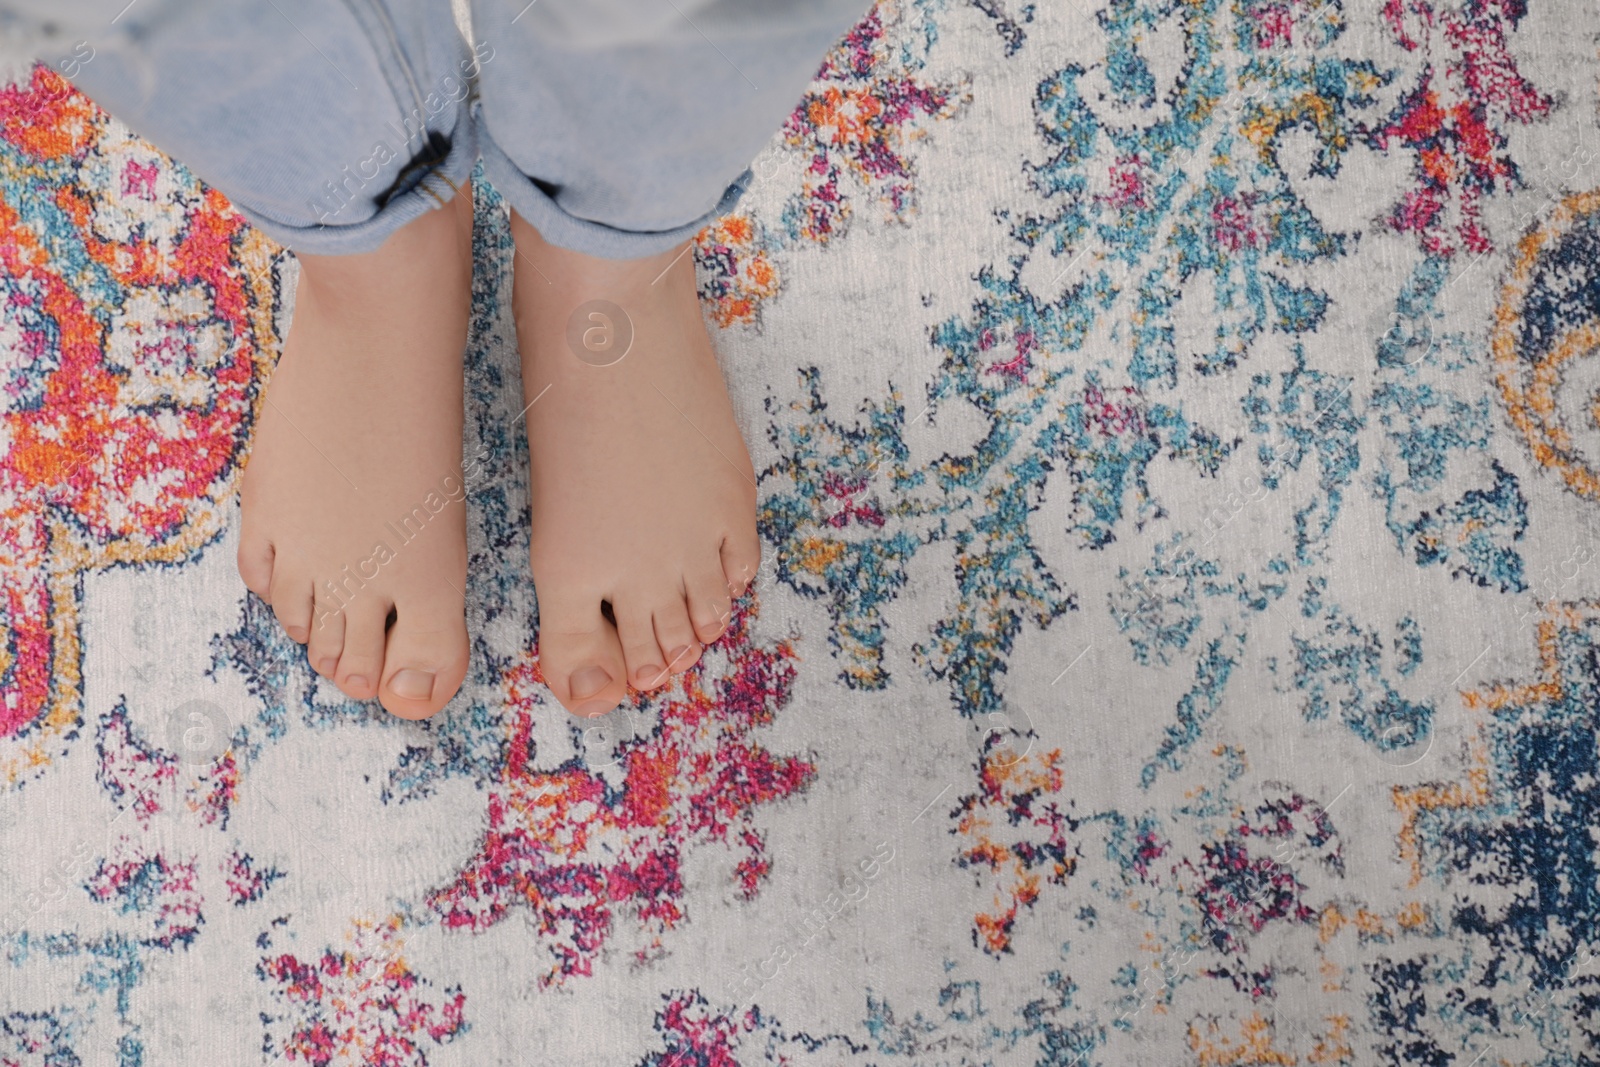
[510,215,762,717]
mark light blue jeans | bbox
[0,0,869,257]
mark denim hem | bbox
[475,128,751,261]
[231,107,479,256]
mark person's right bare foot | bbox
[511,216,762,718]
[236,188,474,719]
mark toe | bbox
[268,568,313,644]
[684,561,734,646]
[378,592,468,720]
[334,600,388,702]
[720,528,762,598]
[652,598,702,677]
[237,536,275,603]
[535,585,629,717]
[614,598,669,690]
[306,589,346,679]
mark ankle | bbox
[299,188,474,299]
[510,211,686,296]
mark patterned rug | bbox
[5,0,1600,1062]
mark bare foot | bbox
[237,187,474,719]
[511,216,762,717]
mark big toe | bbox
[378,592,469,720]
[535,586,629,718]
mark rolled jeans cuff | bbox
[233,107,480,257]
[476,124,751,261]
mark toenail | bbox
[635,663,666,685]
[570,665,612,700]
[346,675,370,691]
[665,645,697,669]
[315,656,338,677]
[286,626,309,643]
[390,669,436,700]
